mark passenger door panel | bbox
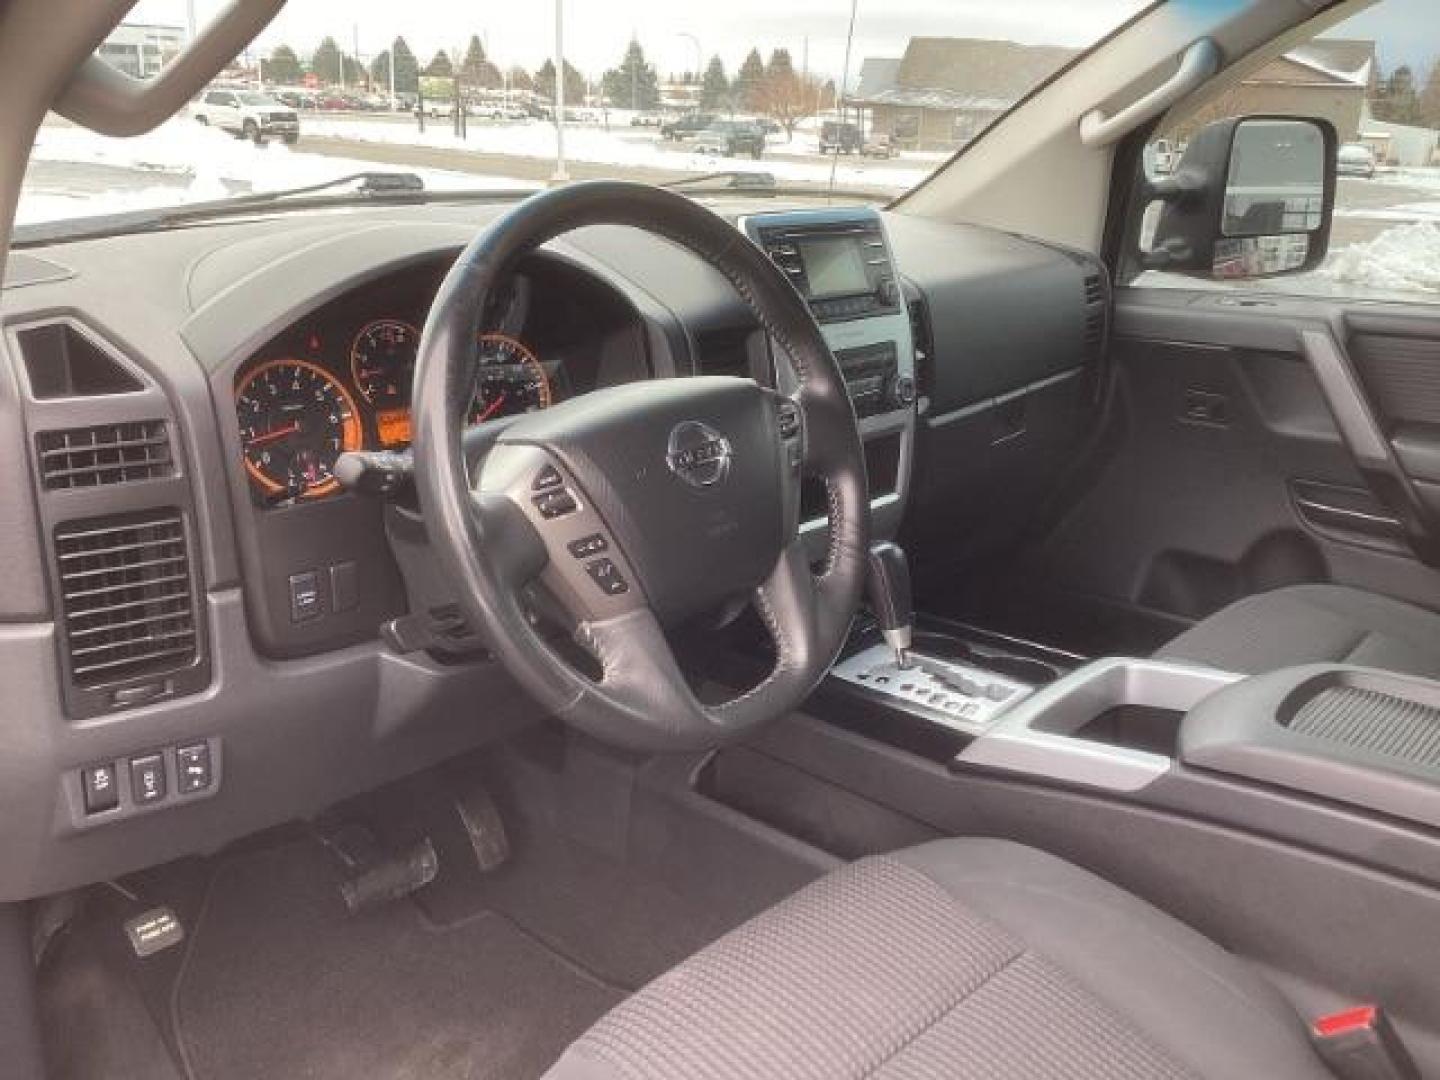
[1028,290,1440,634]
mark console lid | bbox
[1182,665,1440,828]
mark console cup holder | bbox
[958,658,1242,793]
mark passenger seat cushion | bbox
[544,839,1330,1080]
[1157,583,1440,678]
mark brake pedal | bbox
[453,780,510,873]
[338,837,439,915]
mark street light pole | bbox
[552,0,568,183]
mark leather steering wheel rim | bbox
[412,181,869,752]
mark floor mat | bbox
[172,840,623,1080]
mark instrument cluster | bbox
[233,261,606,506]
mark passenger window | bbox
[1124,0,1440,304]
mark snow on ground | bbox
[299,116,933,191]
[1322,221,1440,295]
[19,118,532,225]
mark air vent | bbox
[54,510,197,688]
[14,320,143,399]
[907,294,934,394]
[1084,309,1105,349]
[1080,268,1108,361]
[36,421,172,490]
[1083,271,1105,305]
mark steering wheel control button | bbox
[129,754,167,804]
[288,570,323,622]
[534,489,578,519]
[81,762,120,814]
[567,533,609,559]
[585,558,629,596]
[176,743,213,795]
[532,465,564,492]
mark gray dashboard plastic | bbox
[1182,663,1440,829]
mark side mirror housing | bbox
[1145,115,1337,281]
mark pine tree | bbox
[266,44,302,85]
[426,50,454,78]
[601,39,660,110]
[392,37,420,94]
[700,55,729,109]
[370,49,392,89]
[535,59,585,106]
[765,48,796,82]
[1418,59,1440,129]
[312,37,343,85]
[735,48,765,110]
[508,66,534,93]
[1368,59,1388,120]
[1386,65,1418,124]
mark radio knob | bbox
[888,375,917,409]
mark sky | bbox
[127,0,1150,84]
[126,0,1440,87]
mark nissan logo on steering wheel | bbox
[666,421,733,488]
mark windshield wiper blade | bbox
[12,172,533,246]
[662,171,778,192]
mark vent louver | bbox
[1080,269,1108,358]
[907,294,934,394]
[36,421,172,490]
[54,511,197,687]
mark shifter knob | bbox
[866,542,914,668]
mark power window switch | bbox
[585,558,629,596]
[175,743,212,795]
[81,762,119,814]
[330,561,358,614]
[129,754,166,804]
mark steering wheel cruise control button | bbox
[568,533,609,559]
[584,558,629,596]
[534,490,578,519]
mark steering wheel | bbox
[411,181,869,752]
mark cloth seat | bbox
[544,838,1331,1079]
[1157,582,1440,678]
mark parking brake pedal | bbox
[337,837,440,915]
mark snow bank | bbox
[20,118,532,225]
[1323,221,1440,295]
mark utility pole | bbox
[353,24,361,91]
[552,0,568,183]
[185,0,197,42]
[388,37,396,109]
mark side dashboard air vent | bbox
[54,510,197,688]
[36,421,173,490]
[1080,267,1109,359]
[907,293,934,395]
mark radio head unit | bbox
[751,215,900,324]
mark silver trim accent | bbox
[958,657,1242,793]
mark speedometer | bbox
[472,333,552,421]
[236,358,363,500]
[350,319,420,405]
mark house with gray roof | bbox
[848,38,1078,151]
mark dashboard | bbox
[0,196,1105,906]
[232,252,650,505]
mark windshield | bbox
[19,0,1149,232]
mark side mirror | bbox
[1144,115,1336,280]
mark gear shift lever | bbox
[866,542,914,669]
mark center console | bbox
[741,209,916,547]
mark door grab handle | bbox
[1293,497,1401,532]
[1079,39,1221,147]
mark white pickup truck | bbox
[192,89,300,145]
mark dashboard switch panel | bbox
[81,762,119,814]
[176,743,213,795]
[288,571,323,622]
[129,754,166,804]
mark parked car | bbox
[1337,142,1378,178]
[192,88,299,144]
[862,134,898,159]
[688,120,767,159]
[630,112,665,127]
[661,112,717,141]
[819,120,863,154]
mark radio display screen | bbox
[798,235,870,298]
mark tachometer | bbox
[350,319,420,405]
[236,358,363,500]
[472,333,552,421]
